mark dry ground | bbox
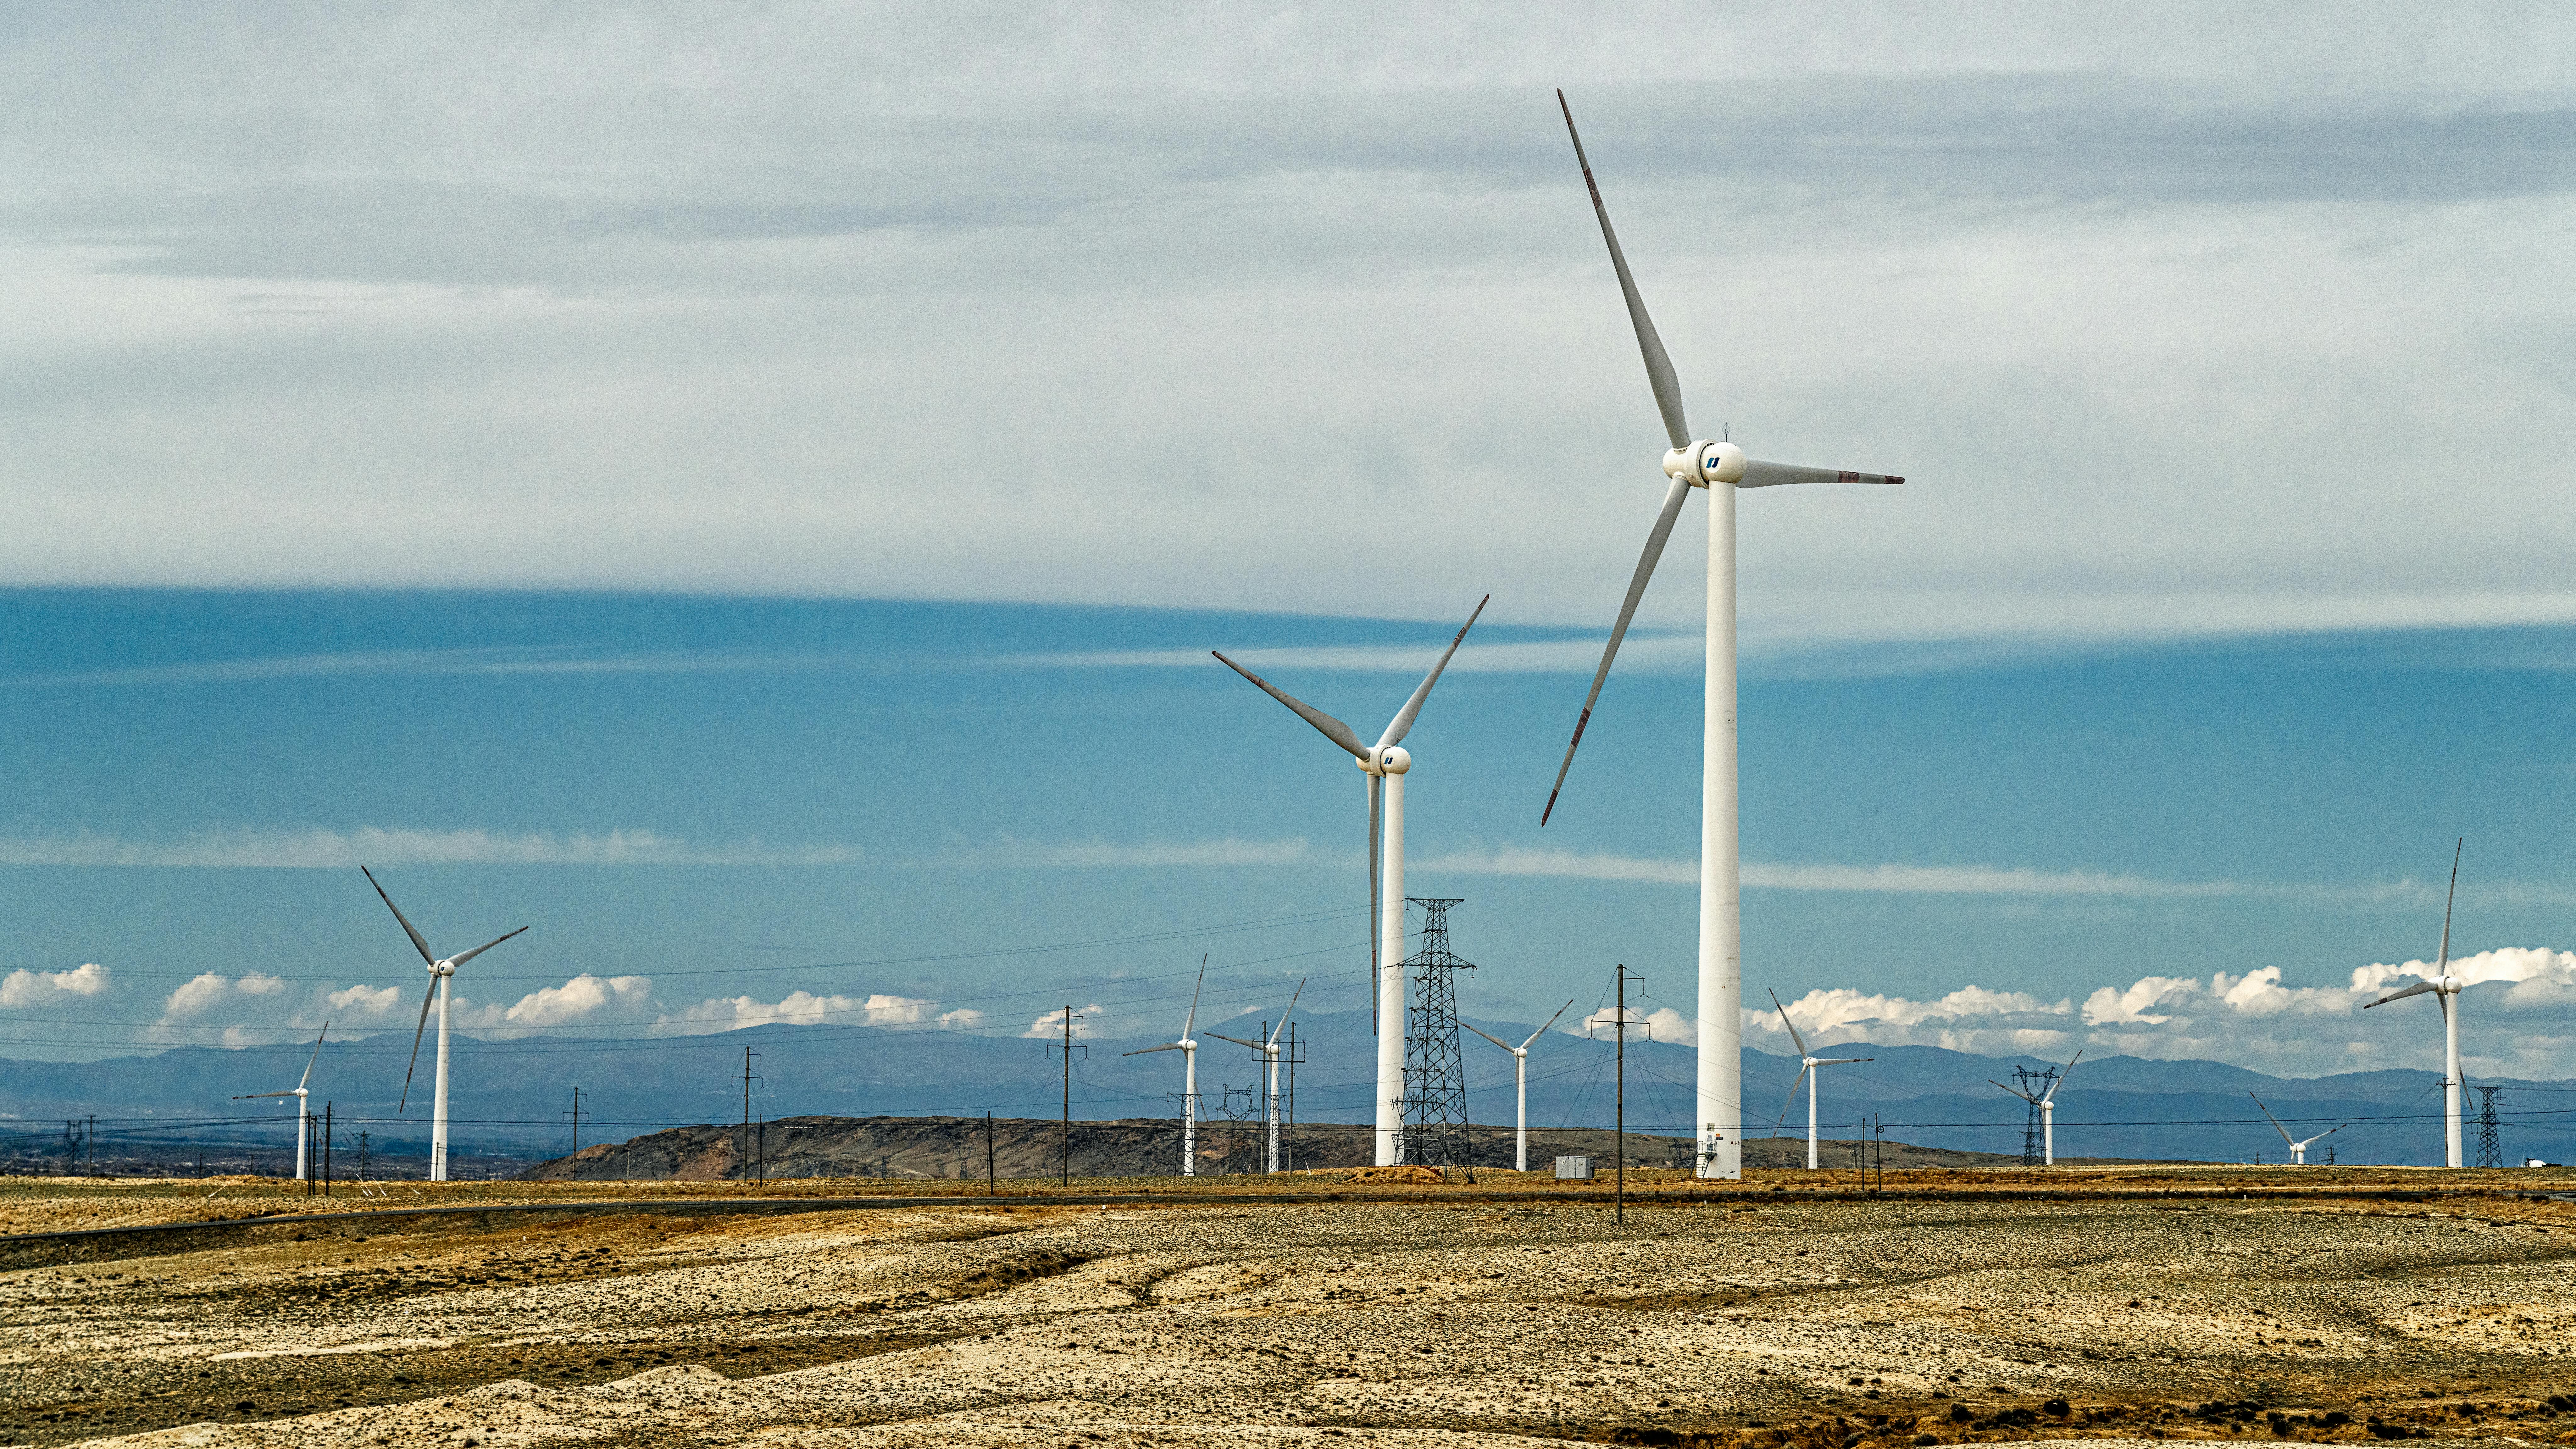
[3,1168,2574,1448]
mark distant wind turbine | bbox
[1769,990,1872,1170]
[1990,1049,2083,1167]
[2249,1093,2343,1166]
[1208,977,1304,1174]
[1122,958,1207,1177]
[232,1023,328,1181]
[1214,596,1485,1167]
[1537,92,1905,1182]
[1463,1000,1574,1171]
[364,866,527,1183]
[2365,838,2469,1168]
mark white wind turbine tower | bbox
[2365,839,2469,1168]
[1208,978,1304,1174]
[1463,1000,1574,1171]
[1538,92,1905,1182]
[1214,596,1486,1168]
[1122,958,1207,1176]
[2250,1093,2343,1166]
[1768,990,1872,1170]
[233,1024,328,1180]
[1990,1049,2083,1167]
[364,866,527,1182]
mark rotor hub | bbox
[1663,439,1746,488]
[1373,745,1411,775]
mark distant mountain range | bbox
[2,1008,2565,1170]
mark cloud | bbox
[948,838,1318,870]
[458,973,655,1030]
[0,826,856,867]
[0,962,109,1007]
[326,983,405,1020]
[653,991,985,1035]
[1758,947,2576,1078]
[1021,633,1703,676]
[1025,1003,1105,1039]
[0,646,854,690]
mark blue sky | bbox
[2,587,2570,1088]
[3,6,2575,1096]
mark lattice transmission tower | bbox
[2012,1064,2057,1166]
[1401,897,1475,1168]
[2473,1085,2504,1169]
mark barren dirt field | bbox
[3,1167,2573,1448]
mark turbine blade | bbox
[1738,459,1905,490]
[397,977,437,1113]
[1269,978,1306,1044]
[1121,1043,1184,1057]
[1368,770,1382,1033]
[1183,956,1205,1040]
[297,1022,328,1091]
[1989,1078,2038,1103]
[2366,979,2438,1008]
[1210,651,1368,759]
[1376,595,1489,751]
[2043,1048,2083,1102]
[2438,837,2462,971]
[1205,1032,1261,1050]
[1778,1065,1811,1125]
[1557,89,1688,451]
[447,925,528,969]
[362,866,437,967]
[1520,999,1577,1050]
[1462,1021,1514,1052]
[1768,988,1810,1059]
[1818,1056,1872,1065]
[234,1090,298,1099]
[1541,474,1693,826]
[2250,1092,2296,1146]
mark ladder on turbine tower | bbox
[2473,1085,2504,1169]
[2012,1065,2057,1166]
[1400,897,1474,1169]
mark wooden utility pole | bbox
[567,1087,585,1154]
[731,1046,762,1186]
[984,1110,997,1195]
[321,1103,333,1197]
[1614,965,1639,1226]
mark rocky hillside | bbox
[519,1114,2073,1182]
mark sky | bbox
[2,4,2573,1102]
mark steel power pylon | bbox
[1400,897,1474,1168]
[2012,1064,2057,1166]
[2472,1084,2503,1169]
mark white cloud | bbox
[161,971,285,1020]
[948,837,1317,870]
[0,826,856,867]
[0,962,109,1007]
[1754,947,2576,1078]
[326,983,405,1020]
[459,973,655,1030]
[1025,1003,1104,1039]
[652,991,984,1036]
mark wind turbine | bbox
[1537,91,1904,1182]
[2365,839,2469,1168]
[364,866,527,1183]
[2249,1092,2343,1166]
[1208,977,1304,1174]
[1463,1000,1574,1171]
[1768,990,1872,1171]
[1213,596,1486,1168]
[1122,958,1207,1177]
[1990,1049,2083,1167]
[233,1024,328,1180]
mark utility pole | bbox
[1047,1007,1086,1187]
[62,1120,78,1177]
[321,1103,334,1197]
[984,1111,997,1195]
[1283,1022,1303,1172]
[357,1131,370,1182]
[566,1087,585,1155]
[86,1114,96,1175]
[731,1047,763,1186]
[1613,965,1640,1226]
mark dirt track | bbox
[4,1168,2574,1447]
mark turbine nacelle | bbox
[1356,745,1412,777]
[1664,440,1746,487]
